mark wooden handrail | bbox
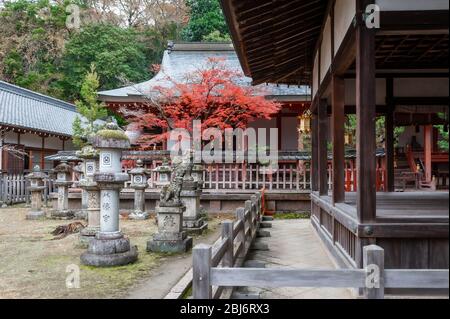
[193,242,449,299]
[193,191,263,299]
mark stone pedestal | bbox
[181,180,207,235]
[51,161,74,220]
[79,184,100,247]
[129,160,150,220]
[147,205,193,253]
[81,123,138,267]
[26,165,47,220]
[77,145,101,246]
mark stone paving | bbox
[246,219,353,299]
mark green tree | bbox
[435,113,449,151]
[182,0,230,42]
[60,23,151,100]
[72,64,108,148]
[0,0,78,98]
[345,115,405,149]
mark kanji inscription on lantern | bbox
[86,161,95,176]
[102,214,110,223]
[134,175,143,184]
[101,153,112,167]
[163,215,176,228]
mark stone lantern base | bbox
[50,210,75,220]
[129,211,150,220]
[80,232,138,267]
[181,187,208,235]
[78,226,99,247]
[26,210,46,220]
[147,206,193,253]
[183,216,208,235]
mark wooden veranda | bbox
[221,0,449,276]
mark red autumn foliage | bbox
[119,57,281,149]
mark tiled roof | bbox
[98,42,310,101]
[0,81,79,136]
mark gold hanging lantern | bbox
[298,109,312,134]
[345,133,353,145]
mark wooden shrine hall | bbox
[220,0,449,276]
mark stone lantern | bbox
[50,161,74,219]
[147,152,193,253]
[26,165,47,220]
[191,164,204,190]
[129,159,151,220]
[77,145,101,247]
[153,158,172,188]
[81,123,138,267]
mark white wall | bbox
[334,0,356,55]
[344,78,387,105]
[320,17,332,82]
[312,52,319,98]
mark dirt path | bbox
[126,227,221,299]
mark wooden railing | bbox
[202,162,310,191]
[192,244,449,299]
[193,192,263,299]
[0,171,56,206]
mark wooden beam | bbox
[356,0,377,223]
[332,75,345,204]
[318,99,328,196]
[385,78,395,192]
[311,109,319,192]
[40,136,45,169]
[424,125,433,182]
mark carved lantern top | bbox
[92,122,130,150]
[129,159,149,176]
[76,145,99,160]
[26,165,47,180]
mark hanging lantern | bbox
[344,132,354,145]
[298,109,312,134]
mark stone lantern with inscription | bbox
[129,159,151,220]
[77,145,101,247]
[80,123,138,267]
[153,158,172,189]
[26,165,47,220]
[50,160,74,219]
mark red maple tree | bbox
[119,58,281,149]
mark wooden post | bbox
[245,200,253,237]
[236,207,246,258]
[318,99,329,196]
[385,78,395,192]
[424,125,433,182]
[356,0,376,223]
[311,111,319,192]
[221,220,234,268]
[332,75,345,204]
[193,244,212,299]
[363,245,385,299]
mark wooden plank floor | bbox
[342,192,449,219]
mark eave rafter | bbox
[223,0,328,86]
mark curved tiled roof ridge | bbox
[0,80,79,136]
[0,80,76,112]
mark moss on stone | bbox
[97,129,129,141]
[274,212,310,219]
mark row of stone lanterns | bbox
[25,122,207,267]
